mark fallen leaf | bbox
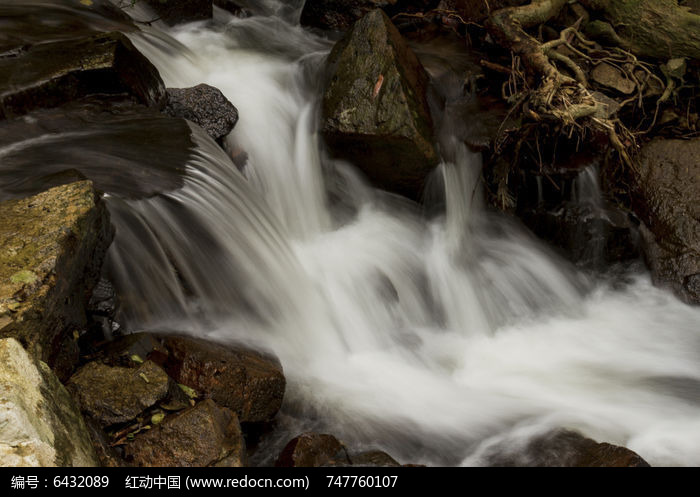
[373,74,384,99]
[178,383,197,398]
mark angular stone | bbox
[0,31,165,120]
[633,138,700,304]
[67,360,170,427]
[276,433,351,467]
[123,399,245,467]
[322,9,438,199]
[0,338,98,467]
[144,0,212,26]
[165,84,239,142]
[484,429,649,467]
[0,181,113,379]
[163,336,285,423]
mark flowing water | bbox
[3,0,700,466]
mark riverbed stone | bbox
[162,335,285,423]
[484,429,650,467]
[0,31,166,120]
[633,138,700,304]
[351,450,401,466]
[165,84,239,142]
[0,181,113,379]
[0,338,98,467]
[67,360,170,427]
[322,9,438,199]
[275,433,351,467]
[123,399,245,467]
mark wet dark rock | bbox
[67,360,170,427]
[101,332,169,368]
[276,433,351,467]
[0,98,191,200]
[510,162,639,268]
[0,181,113,379]
[633,138,700,304]
[322,9,438,199]
[520,203,640,268]
[0,32,166,120]
[162,335,285,423]
[84,418,124,468]
[165,84,239,142]
[351,450,401,466]
[123,399,246,467]
[144,0,212,26]
[88,278,117,319]
[484,429,649,467]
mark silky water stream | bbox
[2,1,700,466]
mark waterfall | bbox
[2,0,700,466]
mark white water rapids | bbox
[98,3,700,466]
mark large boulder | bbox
[162,336,285,423]
[322,9,438,199]
[276,433,351,467]
[123,399,246,467]
[483,429,649,467]
[632,138,700,304]
[0,338,98,467]
[165,84,239,142]
[0,31,165,120]
[144,0,212,26]
[67,360,170,427]
[0,181,113,379]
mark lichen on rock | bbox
[0,338,98,467]
[0,180,114,379]
[322,9,438,199]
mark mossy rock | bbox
[322,9,438,199]
[0,31,165,120]
[0,181,114,379]
[67,360,170,427]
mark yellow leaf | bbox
[80,0,93,6]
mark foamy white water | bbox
[105,3,700,466]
